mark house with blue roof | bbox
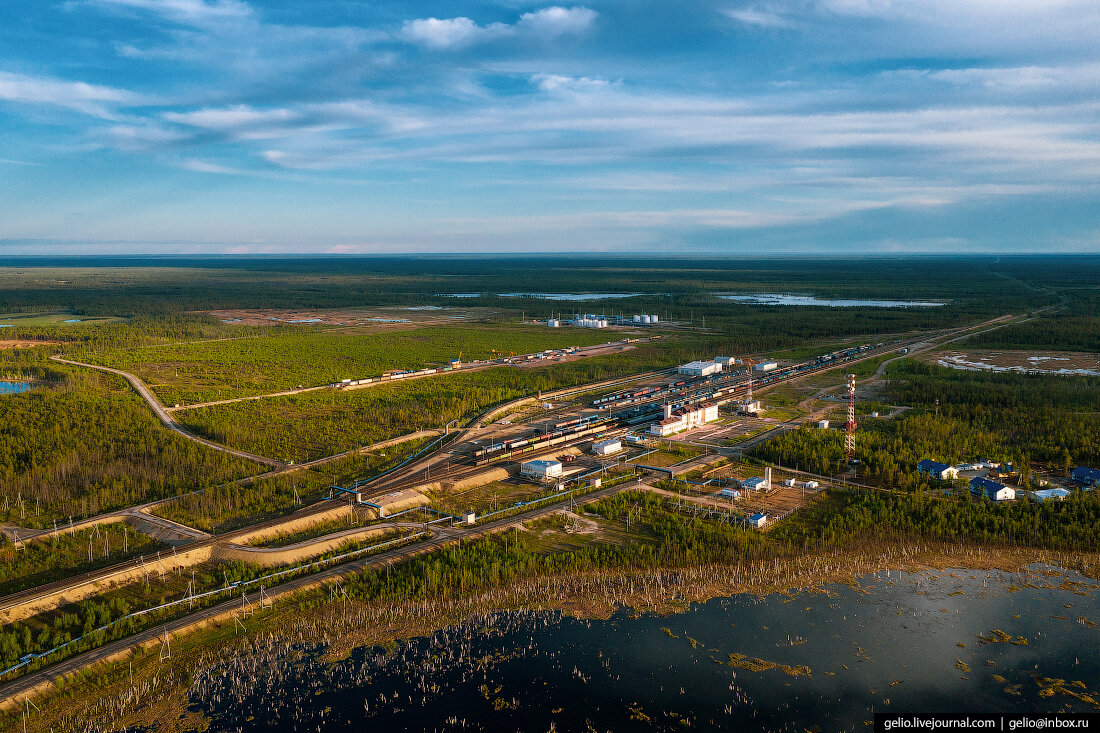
[916,459,959,481]
[969,476,1015,502]
[1070,466,1100,487]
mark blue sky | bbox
[0,0,1097,254]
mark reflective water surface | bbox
[719,293,945,307]
[192,567,1099,732]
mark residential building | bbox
[916,459,959,481]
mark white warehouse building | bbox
[591,438,623,456]
[520,459,563,481]
[753,362,779,372]
[649,402,720,437]
[678,360,723,377]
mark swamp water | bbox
[191,567,1098,732]
[0,381,33,395]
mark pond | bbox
[718,293,945,308]
[191,566,1099,731]
[444,293,646,301]
[0,381,34,395]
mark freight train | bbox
[472,416,614,465]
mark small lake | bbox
[191,567,1099,731]
[444,293,645,301]
[0,381,34,395]
[719,293,945,308]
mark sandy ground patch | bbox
[202,306,494,327]
[0,339,59,349]
[934,349,1100,376]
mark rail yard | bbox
[0,307,1065,714]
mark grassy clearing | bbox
[0,524,164,598]
[152,439,432,534]
[632,446,703,467]
[760,406,806,422]
[430,480,560,517]
[80,324,620,404]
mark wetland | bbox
[192,566,1099,732]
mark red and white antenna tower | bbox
[844,373,856,462]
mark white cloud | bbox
[179,158,247,174]
[399,17,508,49]
[722,7,793,28]
[0,71,141,117]
[400,6,596,49]
[88,0,252,25]
[516,6,597,36]
[531,73,610,93]
[163,105,299,130]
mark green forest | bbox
[753,359,1100,483]
[771,489,1100,553]
[81,324,622,405]
[0,365,259,526]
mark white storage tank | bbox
[651,315,659,323]
[547,319,560,327]
[632,315,641,323]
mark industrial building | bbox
[713,356,738,367]
[678,360,722,377]
[817,419,830,429]
[916,459,959,481]
[648,401,719,436]
[591,438,623,456]
[753,362,778,372]
[969,476,1015,502]
[521,459,563,481]
[741,476,769,492]
[748,513,768,528]
[719,488,741,499]
[738,399,762,415]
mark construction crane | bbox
[845,373,857,463]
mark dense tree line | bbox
[0,368,258,526]
[341,491,768,605]
[884,361,1100,467]
[771,490,1100,553]
[755,360,1100,481]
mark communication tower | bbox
[845,374,857,462]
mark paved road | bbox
[0,478,643,707]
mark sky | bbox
[0,0,1098,255]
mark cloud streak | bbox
[400,6,596,49]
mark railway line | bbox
[0,312,1031,705]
